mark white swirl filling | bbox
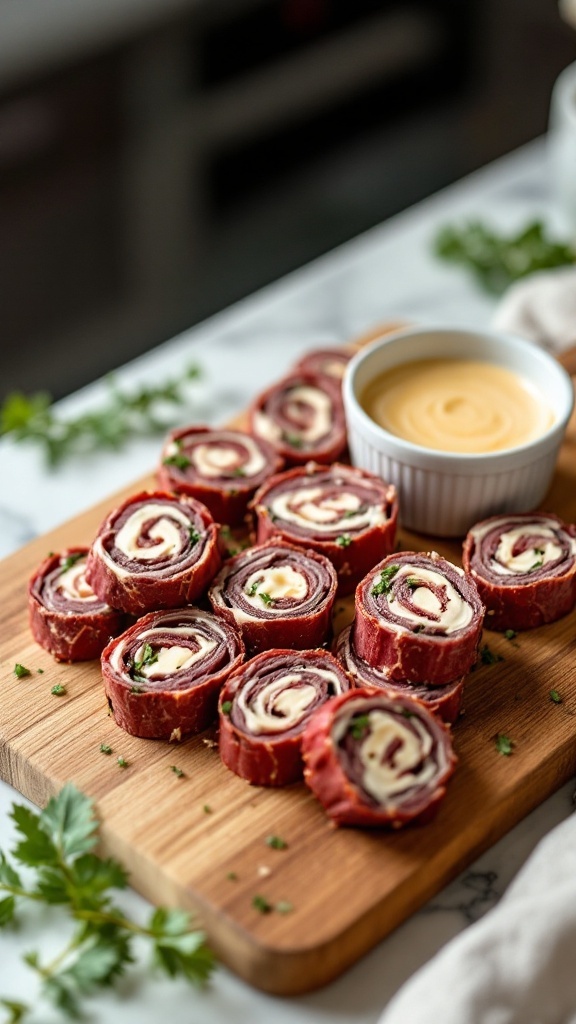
[333,707,438,801]
[284,385,333,443]
[167,433,267,478]
[109,503,194,567]
[270,484,384,532]
[238,668,343,734]
[230,565,309,621]
[110,624,221,676]
[57,561,99,603]
[373,564,473,633]
[471,516,575,575]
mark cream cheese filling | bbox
[270,485,383,532]
[238,667,343,733]
[57,562,98,602]
[284,385,332,443]
[113,503,191,562]
[471,516,576,575]
[166,434,267,478]
[244,566,308,607]
[373,564,473,633]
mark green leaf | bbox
[265,835,288,850]
[70,854,129,901]
[149,907,191,937]
[0,896,16,926]
[13,664,31,679]
[0,852,22,890]
[154,934,215,985]
[40,784,97,860]
[495,733,514,756]
[10,805,59,867]
[549,689,563,704]
[348,714,370,740]
[0,998,29,1023]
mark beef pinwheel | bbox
[28,548,125,662]
[208,539,337,653]
[157,425,283,525]
[334,625,464,724]
[302,687,457,827]
[292,346,355,382]
[462,512,576,631]
[101,607,244,739]
[251,462,398,595]
[86,491,221,616]
[354,552,484,685]
[219,648,353,786]
[249,371,347,465]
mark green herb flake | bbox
[170,765,185,778]
[14,664,31,679]
[480,644,504,666]
[188,528,201,545]
[283,433,303,449]
[232,468,246,478]
[50,684,66,697]
[504,629,517,641]
[226,871,238,881]
[130,686,144,694]
[371,564,399,597]
[221,701,233,716]
[252,894,273,914]
[265,835,288,850]
[495,733,514,756]
[36,669,44,674]
[203,804,212,815]
[59,551,84,573]
[336,533,352,548]
[117,756,129,768]
[529,559,543,571]
[259,592,274,606]
[406,577,421,590]
[349,714,370,740]
[247,580,259,597]
[163,453,191,471]
[99,744,113,755]
[549,689,563,705]
[133,643,158,676]
[275,901,293,915]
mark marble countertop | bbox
[1,136,574,1023]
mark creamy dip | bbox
[361,358,554,454]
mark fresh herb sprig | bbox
[434,219,576,295]
[0,784,215,1020]
[0,365,200,467]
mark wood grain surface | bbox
[1,385,576,996]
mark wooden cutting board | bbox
[1,404,576,996]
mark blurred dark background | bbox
[1,0,574,401]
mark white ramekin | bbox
[343,326,574,537]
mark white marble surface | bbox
[0,136,574,1022]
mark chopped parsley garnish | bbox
[203,804,212,814]
[276,901,293,915]
[170,765,185,778]
[406,577,421,590]
[283,433,303,449]
[401,708,415,719]
[37,669,44,674]
[259,592,274,606]
[265,835,288,850]
[232,467,246,477]
[59,551,84,573]
[371,564,399,596]
[14,664,31,679]
[100,743,113,755]
[221,701,233,716]
[163,453,191,471]
[117,756,129,768]
[504,629,517,641]
[50,684,66,696]
[336,533,352,548]
[549,689,563,704]
[344,506,366,518]
[252,894,273,914]
[349,714,370,739]
[130,685,144,694]
[247,580,259,597]
[226,871,238,881]
[495,733,514,756]
[480,643,504,666]
[133,643,158,675]
[188,528,201,545]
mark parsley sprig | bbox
[0,365,200,467]
[0,784,215,1019]
[434,219,576,295]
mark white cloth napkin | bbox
[378,811,576,1024]
[491,265,576,354]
